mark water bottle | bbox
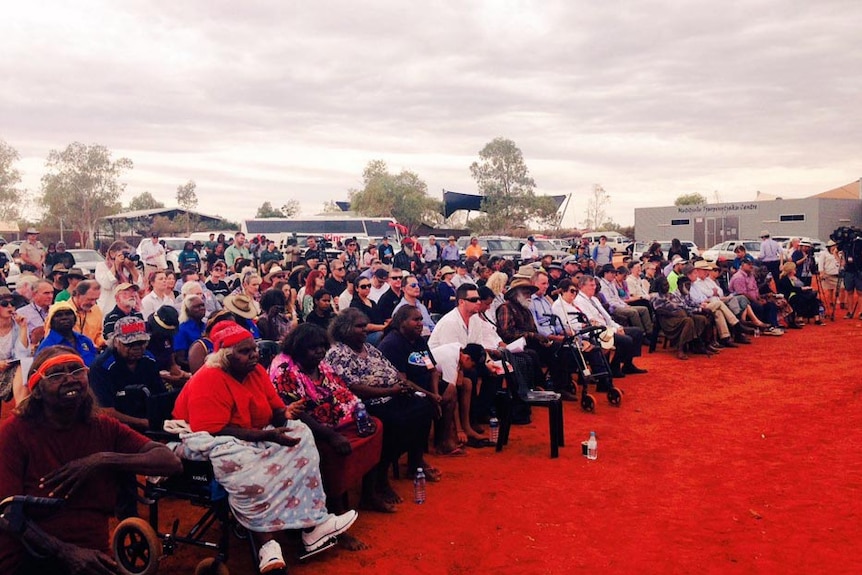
[354,402,372,437]
[754,327,760,338]
[413,468,426,504]
[587,431,598,460]
[489,417,499,445]
[818,304,825,317]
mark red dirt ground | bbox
[6,319,862,574]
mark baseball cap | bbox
[113,317,150,345]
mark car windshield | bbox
[487,240,520,251]
[70,250,104,263]
[534,241,558,251]
[743,242,761,252]
[161,239,188,251]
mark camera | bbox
[123,252,141,263]
[830,226,862,263]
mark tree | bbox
[256,201,283,218]
[349,160,441,234]
[280,199,300,218]
[40,142,132,248]
[175,180,198,234]
[321,200,343,214]
[127,191,165,211]
[674,193,708,206]
[582,184,610,231]
[0,139,24,222]
[469,137,557,233]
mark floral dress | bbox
[269,353,359,428]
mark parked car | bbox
[1,248,21,289]
[701,240,762,262]
[66,249,105,277]
[631,240,701,261]
[456,236,522,263]
[519,239,570,261]
[780,237,824,254]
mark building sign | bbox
[677,203,758,215]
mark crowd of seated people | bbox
[1,230,847,574]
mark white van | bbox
[581,232,632,253]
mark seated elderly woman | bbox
[0,346,181,574]
[269,324,390,530]
[172,322,358,573]
[324,308,439,482]
[778,262,823,325]
[652,276,714,360]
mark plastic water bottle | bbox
[489,417,499,445]
[354,402,373,437]
[413,468,426,504]
[754,327,760,338]
[587,431,598,460]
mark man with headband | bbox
[0,346,182,574]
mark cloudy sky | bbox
[2,0,860,227]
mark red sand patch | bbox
[6,320,862,574]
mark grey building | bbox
[634,180,862,248]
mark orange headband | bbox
[28,353,85,391]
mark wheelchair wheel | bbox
[607,388,622,407]
[195,557,230,575]
[581,393,596,412]
[112,517,162,575]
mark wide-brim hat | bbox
[438,266,456,277]
[694,260,718,271]
[598,328,616,350]
[264,265,285,282]
[50,264,69,276]
[799,240,812,248]
[223,294,258,319]
[504,277,539,299]
[826,239,836,247]
[25,227,39,235]
[760,230,770,238]
[66,267,86,279]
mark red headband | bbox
[28,353,85,390]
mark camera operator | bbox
[95,241,143,314]
[833,227,862,319]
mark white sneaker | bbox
[302,510,358,552]
[258,539,286,573]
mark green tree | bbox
[256,201,283,218]
[127,191,165,211]
[582,184,610,231]
[176,180,198,234]
[674,193,708,206]
[40,142,132,248]
[281,199,300,218]
[469,137,558,233]
[0,139,24,222]
[349,160,441,234]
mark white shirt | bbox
[430,342,461,384]
[598,277,628,313]
[551,296,586,336]
[428,308,470,349]
[520,243,539,261]
[688,278,716,305]
[138,239,167,269]
[450,273,473,289]
[626,275,651,299]
[574,291,620,330]
[467,311,503,350]
[141,291,177,321]
[338,289,353,311]
[369,283,390,303]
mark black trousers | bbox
[366,394,434,471]
[610,326,644,368]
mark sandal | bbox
[436,446,467,457]
[411,466,442,482]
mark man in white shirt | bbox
[429,342,492,448]
[759,230,783,282]
[428,283,480,349]
[520,236,540,263]
[685,262,749,346]
[138,231,167,275]
[574,275,646,378]
[423,235,441,264]
[450,262,472,289]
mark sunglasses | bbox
[390,276,403,281]
[568,288,578,294]
[0,300,13,308]
[358,284,371,289]
[406,282,419,288]
[462,296,481,303]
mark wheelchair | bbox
[548,313,622,412]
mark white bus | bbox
[241,216,405,250]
